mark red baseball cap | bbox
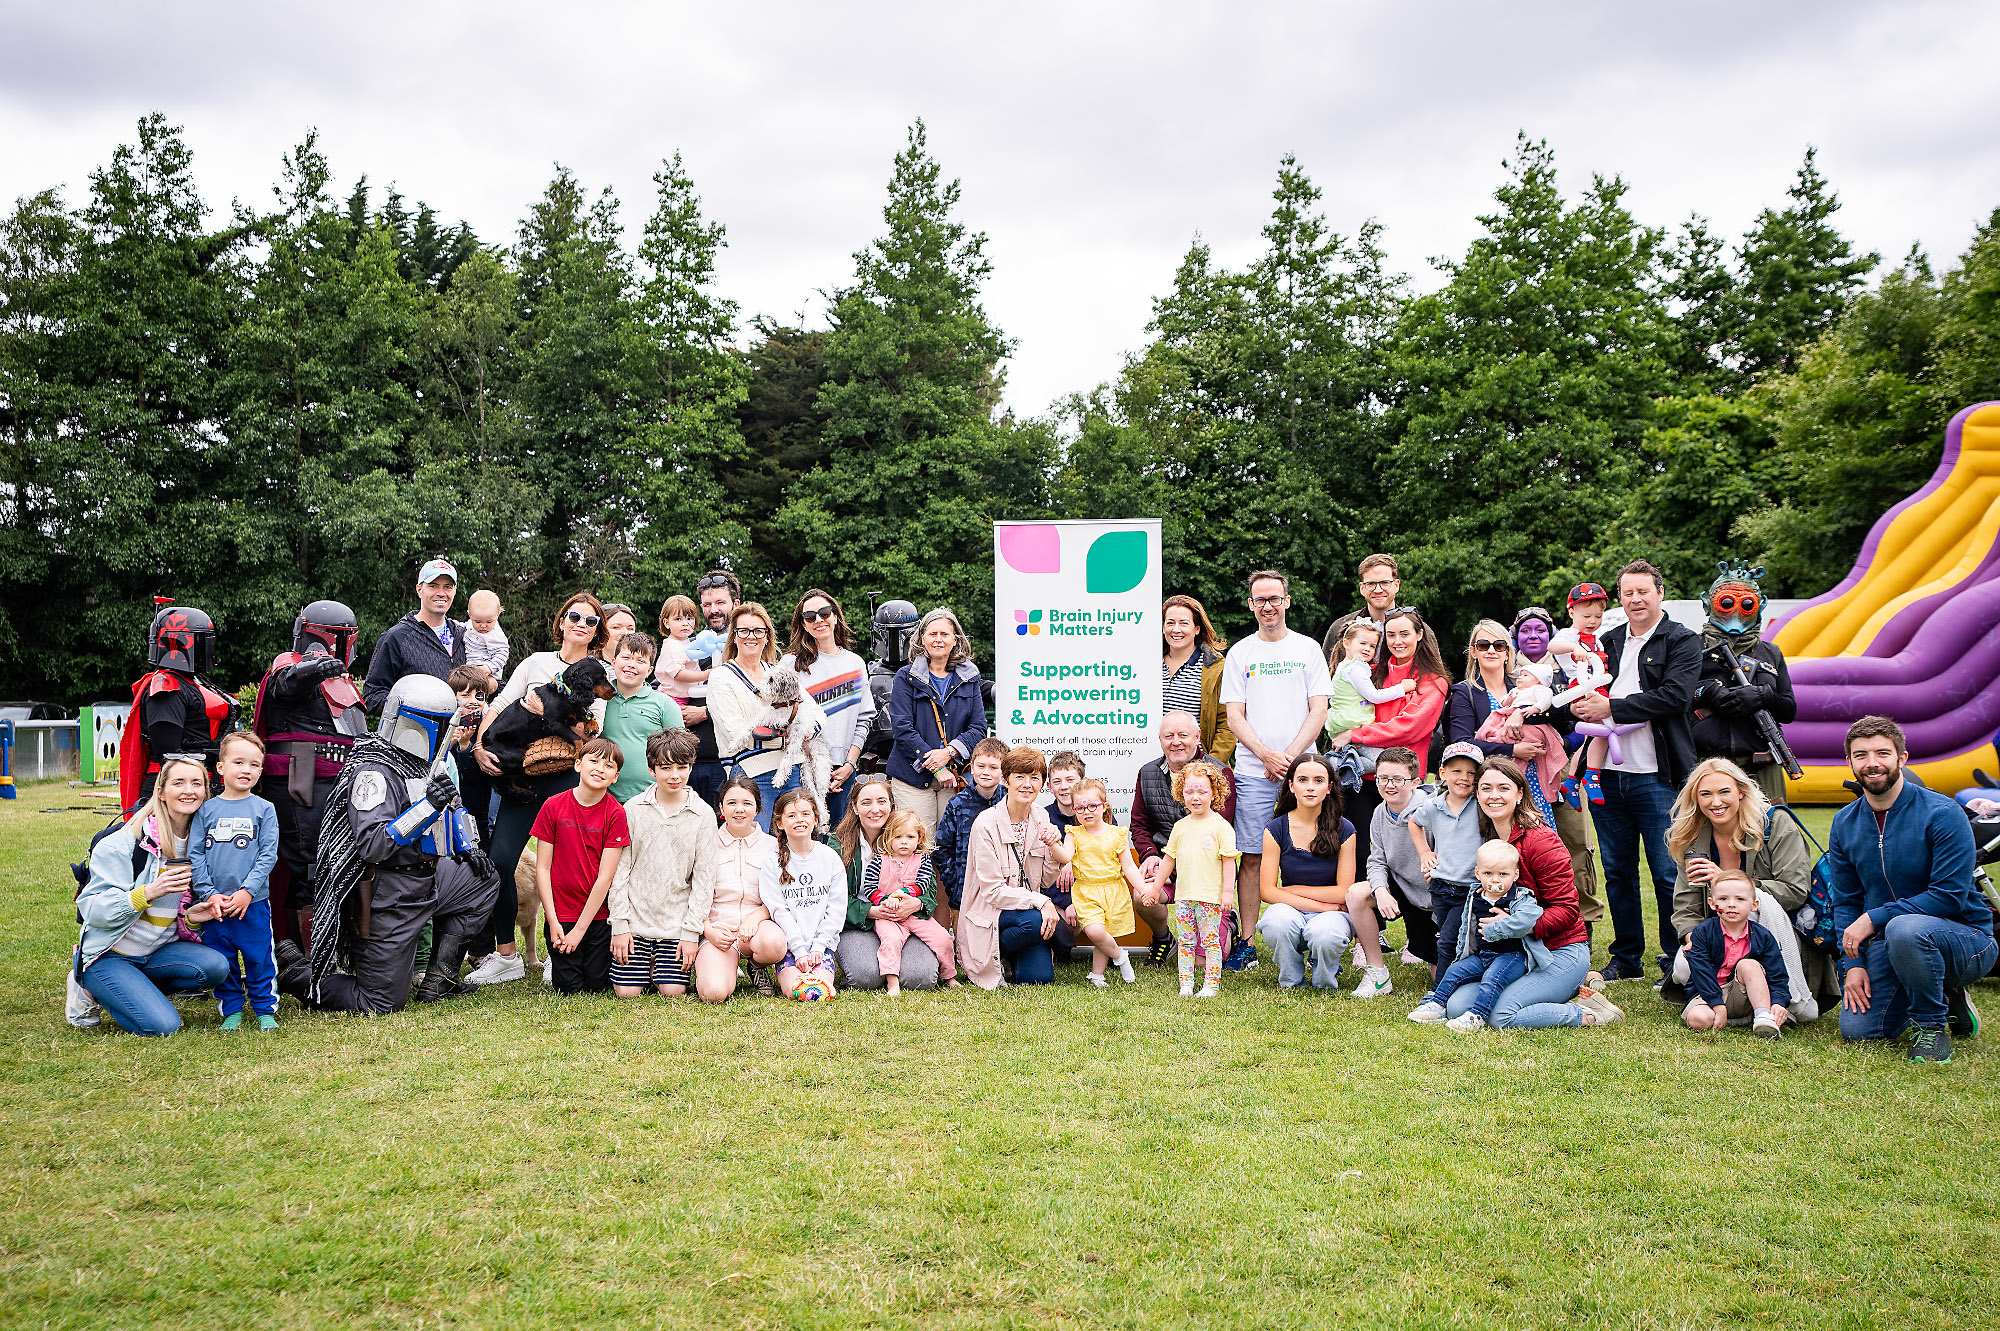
[1567,582,1610,608]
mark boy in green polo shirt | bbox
[603,632,684,802]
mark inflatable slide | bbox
[1772,401,2000,802]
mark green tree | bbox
[773,121,1050,652]
[728,318,831,569]
[1384,135,1675,630]
[1724,147,1878,383]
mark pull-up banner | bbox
[993,519,1163,820]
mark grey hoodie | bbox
[1366,791,1434,910]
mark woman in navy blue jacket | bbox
[887,608,988,839]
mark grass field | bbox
[4,783,1997,1330]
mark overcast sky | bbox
[5,1,1996,416]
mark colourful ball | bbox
[792,972,835,1002]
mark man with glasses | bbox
[363,557,470,712]
[1320,553,1402,661]
[1220,570,1333,971]
[683,570,741,805]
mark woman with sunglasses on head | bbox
[596,604,640,664]
[1324,606,1451,872]
[709,602,826,834]
[463,592,610,988]
[780,589,875,829]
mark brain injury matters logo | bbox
[1015,609,1043,636]
[998,524,1148,593]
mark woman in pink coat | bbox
[958,747,1073,988]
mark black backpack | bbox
[70,807,145,900]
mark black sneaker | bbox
[1908,1026,1954,1064]
[1947,987,1980,1040]
[1222,940,1259,972]
[1656,979,1689,1004]
[748,962,777,997]
[1146,934,1174,967]
[1596,958,1646,983]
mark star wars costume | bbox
[120,605,236,810]
[1690,561,1798,806]
[280,674,498,1013]
[858,599,918,772]
[253,601,369,945]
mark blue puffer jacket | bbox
[1827,776,1987,975]
[886,661,988,789]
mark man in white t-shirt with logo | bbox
[1220,569,1333,972]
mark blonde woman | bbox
[72,756,230,1035]
[1664,757,1824,1019]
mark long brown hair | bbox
[786,588,851,673]
[552,591,610,654]
[1162,594,1224,655]
[834,775,897,864]
[773,788,820,883]
[1272,753,1347,858]
[1374,607,1450,689]
[1474,757,1544,837]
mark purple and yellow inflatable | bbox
[1772,401,2000,801]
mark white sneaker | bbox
[66,970,101,1028]
[1445,1012,1488,1033]
[1399,948,1424,967]
[1088,972,1109,988]
[1353,966,1393,998]
[541,958,554,987]
[1752,1011,1783,1040]
[1196,984,1219,998]
[1117,951,1136,983]
[465,951,526,986]
[1180,983,1195,998]
[1407,1000,1448,1024]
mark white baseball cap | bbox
[417,558,458,586]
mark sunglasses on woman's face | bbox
[564,610,601,628]
[1471,638,1509,652]
[800,606,836,623]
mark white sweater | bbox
[761,841,846,959]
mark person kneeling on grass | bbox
[531,738,630,995]
[1410,839,1547,1031]
[609,729,715,1000]
[1681,869,1789,1038]
[764,788,846,1000]
[864,809,958,995]
[1829,716,1996,1064]
[1066,778,1143,987]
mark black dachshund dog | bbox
[479,656,615,800]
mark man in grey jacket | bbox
[1347,747,1441,981]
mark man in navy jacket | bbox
[1829,715,1998,1063]
[363,558,470,713]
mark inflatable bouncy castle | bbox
[1773,401,2000,802]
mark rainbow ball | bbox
[792,972,835,1002]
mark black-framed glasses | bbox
[564,610,601,628]
[734,627,769,639]
[1377,775,1414,787]
[800,606,837,623]
[1470,638,1510,653]
[1360,578,1398,591]
[1250,595,1288,608]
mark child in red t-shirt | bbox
[530,738,631,994]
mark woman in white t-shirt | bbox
[779,588,876,828]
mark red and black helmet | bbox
[293,599,359,668]
[148,606,217,675]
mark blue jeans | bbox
[997,909,1055,985]
[1443,941,1592,1029]
[1430,879,1473,968]
[737,764,804,834]
[1257,904,1355,988]
[81,942,231,1036]
[1428,949,1527,1019]
[1592,770,1678,971]
[204,898,279,1017]
[690,760,727,809]
[1840,913,1999,1039]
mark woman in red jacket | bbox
[1327,607,1450,869]
[1455,757,1624,1029]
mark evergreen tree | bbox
[1724,148,1878,382]
[728,318,831,571]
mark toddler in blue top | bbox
[189,732,282,1029]
[1407,839,1546,1032]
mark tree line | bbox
[3,114,1997,702]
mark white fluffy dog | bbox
[755,666,832,828]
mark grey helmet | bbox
[378,674,457,763]
[870,598,920,667]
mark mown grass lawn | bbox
[3,785,1996,1330]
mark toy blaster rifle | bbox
[1714,640,1802,781]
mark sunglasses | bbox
[1471,638,1510,653]
[564,610,601,628]
[696,575,735,592]
[161,753,209,765]
[800,606,837,623]
[1385,606,1420,620]
[600,603,633,618]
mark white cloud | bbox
[3,0,1995,416]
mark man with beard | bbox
[1829,716,1997,1063]
[683,570,740,807]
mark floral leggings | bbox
[1173,900,1226,989]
